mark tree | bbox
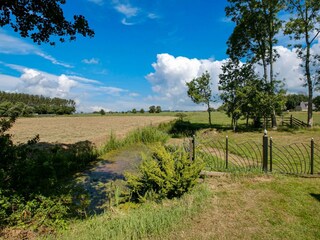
[226,0,284,128]
[132,108,137,114]
[155,106,162,113]
[219,59,286,130]
[313,96,320,111]
[285,94,308,111]
[0,0,94,45]
[284,0,320,127]
[149,105,156,113]
[140,108,145,114]
[99,109,106,115]
[219,60,257,130]
[186,71,214,126]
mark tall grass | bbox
[101,126,169,155]
[49,184,211,240]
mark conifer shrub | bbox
[125,144,203,202]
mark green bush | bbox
[125,144,203,202]
[0,117,97,228]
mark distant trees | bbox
[313,96,320,111]
[285,94,308,111]
[149,105,162,113]
[140,108,145,114]
[187,71,214,126]
[0,91,76,116]
[132,108,137,114]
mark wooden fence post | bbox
[262,130,268,173]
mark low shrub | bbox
[125,144,204,202]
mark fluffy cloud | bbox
[17,69,77,98]
[145,54,223,110]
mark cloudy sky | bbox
[0,0,319,112]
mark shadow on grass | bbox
[310,193,320,202]
[166,120,265,137]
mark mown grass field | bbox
[8,115,176,146]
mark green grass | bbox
[45,184,212,240]
[165,174,320,240]
[100,126,169,155]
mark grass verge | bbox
[46,183,212,240]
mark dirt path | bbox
[76,145,148,213]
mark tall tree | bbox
[226,0,283,127]
[186,71,214,126]
[219,60,258,130]
[0,0,94,45]
[284,0,320,127]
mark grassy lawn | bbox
[167,174,320,240]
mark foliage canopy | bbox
[0,0,94,45]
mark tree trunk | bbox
[269,35,277,128]
[305,37,313,127]
[207,103,212,127]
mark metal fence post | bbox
[189,135,196,161]
[311,138,314,175]
[226,136,229,169]
[269,137,273,172]
[262,130,268,173]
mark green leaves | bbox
[186,71,214,125]
[125,144,203,202]
[0,0,94,45]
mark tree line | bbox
[0,91,76,116]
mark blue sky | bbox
[0,0,318,112]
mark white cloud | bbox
[100,86,127,96]
[35,51,73,68]
[111,1,158,26]
[0,32,72,68]
[82,58,100,65]
[114,3,139,18]
[121,18,136,26]
[0,32,36,54]
[88,0,104,6]
[146,53,223,110]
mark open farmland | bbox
[8,115,176,146]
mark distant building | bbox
[295,102,316,111]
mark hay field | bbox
[9,115,175,146]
